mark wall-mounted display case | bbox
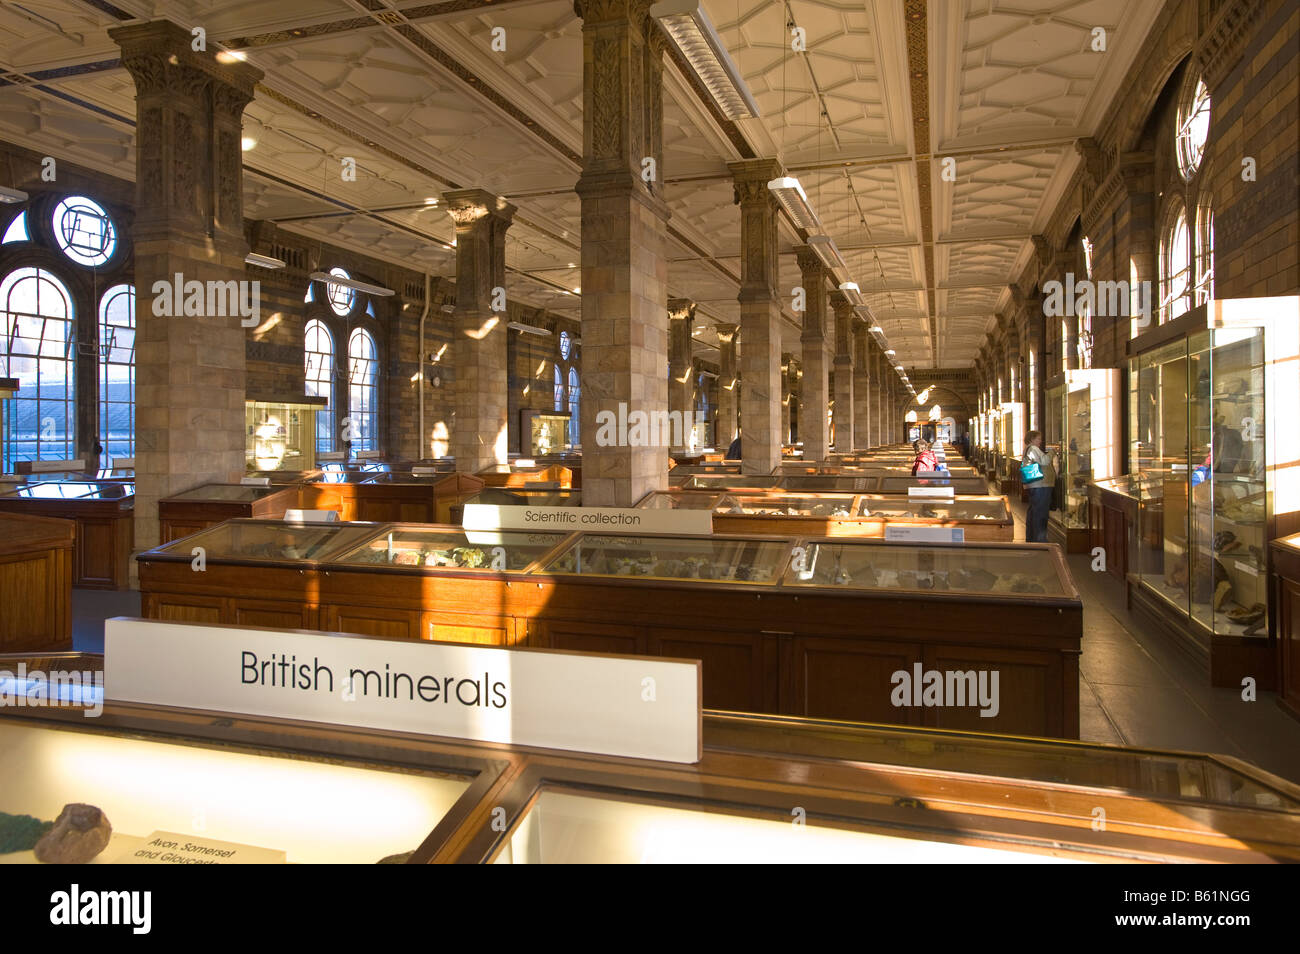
[1046,370,1120,552]
[1127,297,1300,687]
[520,410,571,457]
[138,520,1082,738]
[245,399,323,472]
[0,481,134,589]
[4,668,1297,864]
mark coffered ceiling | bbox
[0,0,1163,370]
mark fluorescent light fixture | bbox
[245,252,286,269]
[853,304,874,323]
[507,322,553,337]
[806,235,846,272]
[885,349,896,356]
[309,271,395,297]
[766,177,822,232]
[651,0,759,120]
[838,282,863,306]
[894,364,904,371]
[0,186,28,204]
[698,370,719,380]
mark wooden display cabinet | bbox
[0,481,134,589]
[1270,532,1300,724]
[4,658,1299,863]
[137,521,1082,739]
[158,482,303,544]
[477,463,573,489]
[0,513,73,650]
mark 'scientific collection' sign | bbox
[104,619,702,763]
[462,503,711,535]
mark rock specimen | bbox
[33,804,112,864]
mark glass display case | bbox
[245,400,322,472]
[540,533,789,584]
[1046,370,1120,551]
[0,481,135,589]
[334,526,570,572]
[7,665,1299,864]
[876,475,990,496]
[782,540,1065,595]
[151,519,377,561]
[520,410,571,456]
[1126,297,1300,686]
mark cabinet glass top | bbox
[540,533,789,584]
[332,527,569,571]
[781,541,1068,596]
[2,481,133,500]
[164,483,281,501]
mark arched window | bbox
[51,196,116,267]
[98,284,135,459]
[304,319,335,454]
[567,368,580,448]
[347,328,378,452]
[1160,204,1192,323]
[2,211,29,245]
[327,267,356,317]
[1195,202,1214,306]
[1,267,76,466]
[1176,77,1211,180]
[553,364,564,412]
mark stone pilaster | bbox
[852,325,870,450]
[667,298,695,450]
[829,291,855,452]
[714,323,739,448]
[110,20,262,560]
[576,0,670,504]
[780,352,795,445]
[445,189,516,470]
[729,158,784,475]
[795,247,830,462]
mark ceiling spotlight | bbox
[245,252,286,269]
[885,349,896,356]
[424,197,439,206]
[766,177,822,232]
[309,271,395,297]
[838,282,864,306]
[651,0,760,120]
[806,235,846,273]
[895,364,904,371]
[507,322,552,337]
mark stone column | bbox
[795,247,830,462]
[667,298,695,450]
[715,323,738,448]
[829,291,855,452]
[852,325,870,450]
[729,159,784,475]
[445,189,516,471]
[110,20,262,559]
[1121,153,1156,336]
[576,0,670,504]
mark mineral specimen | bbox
[33,804,112,864]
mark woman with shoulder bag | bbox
[1021,430,1057,543]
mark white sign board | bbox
[462,503,711,535]
[239,476,271,486]
[104,619,702,764]
[116,831,286,865]
[29,458,84,473]
[907,485,955,499]
[884,525,965,543]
